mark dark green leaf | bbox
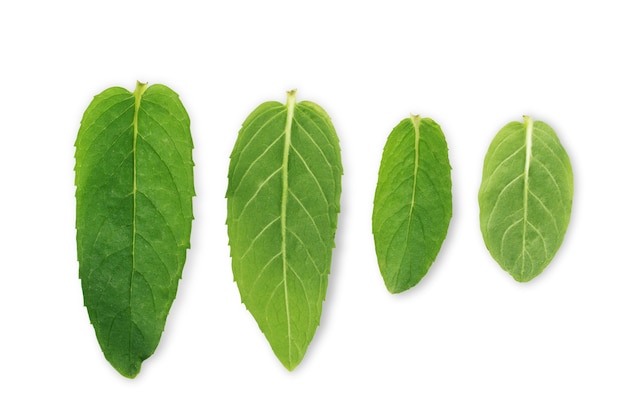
[75,81,194,377]
[372,115,452,293]
[478,116,573,282]
[226,90,342,370]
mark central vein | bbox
[130,81,147,350]
[393,115,421,290]
[281,90,296,364]
[408,115,421,222]
[522,115,533,274]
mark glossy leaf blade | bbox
[372,116,452,293]
[75,82,194,377]
[226,90,342,370]
[478,116,573,282]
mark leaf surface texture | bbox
[372,116,452,293]
[478,116,573,282]
[75,82,194,377]
[226,91,342,370]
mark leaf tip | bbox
[385,280,415,294]
[283,362,298,372]
[112,359,142,379]
[281,354,305,371]
[511,270,539,283]
[386,286,403,295]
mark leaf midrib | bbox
[521,116,533,276]
[408,115,421,227]
[129,81,148,359]
[394,115,421,290]
[281,90,297,367]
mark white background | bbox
[1,1,625,415]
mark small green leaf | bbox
[226,90,342,370]
[478,116,573,282]
[75,81,194,377]
[372,115,452,293]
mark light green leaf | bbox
[372,115,452,293]
[226,90,342,370]
[75,81,194,378]
[478,116,573,282]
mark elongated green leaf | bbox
[226,90,342,370]
[75,81,194,378]
[372,115,452,293]
[478,116,573,282]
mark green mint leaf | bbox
[372,115,452,293]
[479,116,573,282]
[75,82,194,378]
[226,90,342,370]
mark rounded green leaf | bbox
[226,90,342,370]
[372,115,452,293]
[478,116,573,282]
[75,82,194,377]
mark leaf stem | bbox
[133,81,148,142]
